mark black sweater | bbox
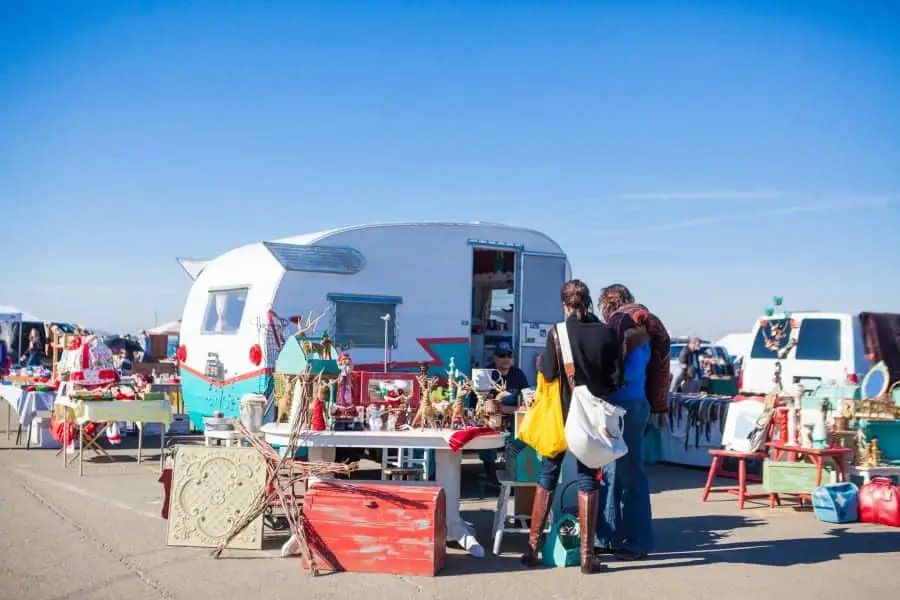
[540,314,623,419]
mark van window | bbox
[202,288,248,333]
[795,318,841,361]
[670,344,684,359]
[749,319,793,359]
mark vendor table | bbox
[55,397,173,476]
[259,424,507,558]
[767,441,854,485]
[848,464,900,485]
[0,384,56,444]
[148,383,183,413]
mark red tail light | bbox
[847,372,859,385]
[738,370,744,392]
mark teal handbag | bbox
[541,481,582,567]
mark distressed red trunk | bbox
[303,481,447,576]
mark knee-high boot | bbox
[578,490,605,574]
[521,484,554,567]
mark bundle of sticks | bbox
[210,367,357,576]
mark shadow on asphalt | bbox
[618,515,900,570]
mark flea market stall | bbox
[161,314,514,576]
[700,300,900,528]
[50,334,175,475]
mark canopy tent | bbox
[0,305,43,323]
[148,320,181,336]
[0,305,44,355]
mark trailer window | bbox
[201,288,248,334]
[328,294,401,349]
[795,318,841,361]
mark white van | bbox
[739,312,870,395]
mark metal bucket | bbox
[239,393,267,433]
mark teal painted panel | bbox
[180,369,273,432]
[274,337,308,374]
[425,341,470,376]
[510,410,541,482]
[857,420,900,462]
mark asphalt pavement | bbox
[1,409,899,600]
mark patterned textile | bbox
[606,303,671,414]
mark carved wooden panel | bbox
[166,446,266,550]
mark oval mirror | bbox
[861,360,889,400]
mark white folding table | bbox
[259,425,507,558]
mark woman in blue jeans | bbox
[594,284,671,561]
[521,279,623,574]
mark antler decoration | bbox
[295,309,328,336]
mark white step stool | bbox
[204,429,242,447]
[491,471,538,555]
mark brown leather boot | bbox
[521,485,554,566]
[578,490,605,574]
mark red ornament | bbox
[176,345,187,362]
[311,396,327,431]
[249,344,263,366]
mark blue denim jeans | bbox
[539,451,598,493]
[27,352,42,367]
[595,398,654,553]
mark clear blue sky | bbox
[1,1,898,337]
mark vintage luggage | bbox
[303,481,447,576]
[858,477,900,528]
[812,482,859,524]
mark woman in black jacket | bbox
[521,279,622,574]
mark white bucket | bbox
[240,393,267,433]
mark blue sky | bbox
[1,1,898,337]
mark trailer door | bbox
[516,252,568,386]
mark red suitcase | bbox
[858,477,900,527]
[303,481,447,576]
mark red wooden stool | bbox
[702,449,779,509]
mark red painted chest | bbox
[303,481,447,576]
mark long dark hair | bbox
[598,283,635,322]
[561,279,595,320]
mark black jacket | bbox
[540,314,623,420]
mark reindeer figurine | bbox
[410,361,438,429]
[450,377,471,429]
[478,378,507,430]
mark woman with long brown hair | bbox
[26,328,43,367]
[593,283,670,561]
[521,279,622,574]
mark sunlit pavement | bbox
[2,410,899,600]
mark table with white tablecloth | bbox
[0,384,56,445]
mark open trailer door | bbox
[516,252,568,385]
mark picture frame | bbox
[357,372,422,408]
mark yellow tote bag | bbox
[517,371,567,458]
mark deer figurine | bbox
[412,375,440,430]
[478,378,507,429]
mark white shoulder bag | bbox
[556,322,629,469]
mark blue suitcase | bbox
[812,482,859,524]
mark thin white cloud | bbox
[619,190,788,201]
[595,196,893,235]
[26,284,184,297]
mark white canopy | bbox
[148,320,181,336]
[0,305,42,322]
[715,332,754,360]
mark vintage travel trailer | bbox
[176,221,570,430]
